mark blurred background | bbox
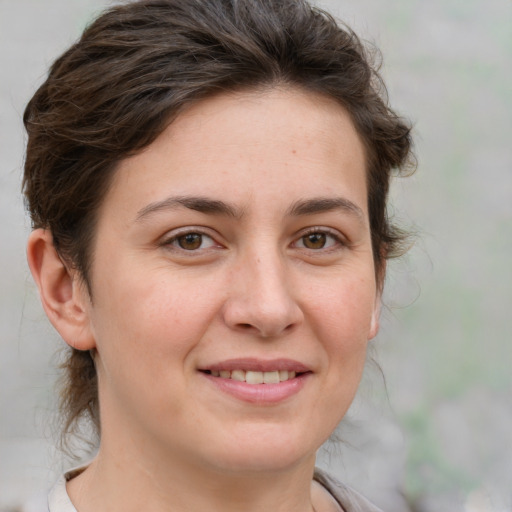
[1,0,511,511]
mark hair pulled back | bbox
[23,0,413,445]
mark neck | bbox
[67,436,319,512]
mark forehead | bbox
[153,87,365,171]
[103,87,368,221]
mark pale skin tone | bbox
[28,87,381,512]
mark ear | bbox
[369,259,386,340]
[27,229,96,351]
[368,296,382,340]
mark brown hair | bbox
[23,0,413,446]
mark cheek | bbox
[309,272,378,341]
[88,268,221,421]
[308,273,376,396]
[303,282,374,443]
[88,258,229,381]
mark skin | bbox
[28,87,381,512]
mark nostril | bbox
[224,296,303,338]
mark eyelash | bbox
[161,228,220,253]
[160,226,347,255]
[293,227,346,252]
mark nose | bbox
[222,251,304,338]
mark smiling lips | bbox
[206,369,297,384]
[200,359,311,403]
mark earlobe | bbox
[369,287,384,340]
[27,229,96,351]
[369,301,381,340]
[369,259,386,340]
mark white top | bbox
[47,475,77,512]
[46,467,383,512]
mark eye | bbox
[165,231,217,251]
[294,230,341,250]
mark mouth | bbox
[198,358,312,389]
[198,360,311,403]
[201,369,300,384]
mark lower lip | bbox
[201,372,310,404]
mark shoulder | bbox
[313,468,384,512]
[45,466,380,512]
[47,474,78,512]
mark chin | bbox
[211,450,313,475]
[199,425,320,474]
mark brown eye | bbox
[177,233,203,250]
[294,230,341,251]
[302,232,327,249]
[164,230,217,252]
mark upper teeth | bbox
[210,370,296,384]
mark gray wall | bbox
[1,1,511,511]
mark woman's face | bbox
[83,87,380,473]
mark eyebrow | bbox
[286,197,364,222]
[135,194,364,223]
[135,195,243,221]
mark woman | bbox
[23,0,413,510]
